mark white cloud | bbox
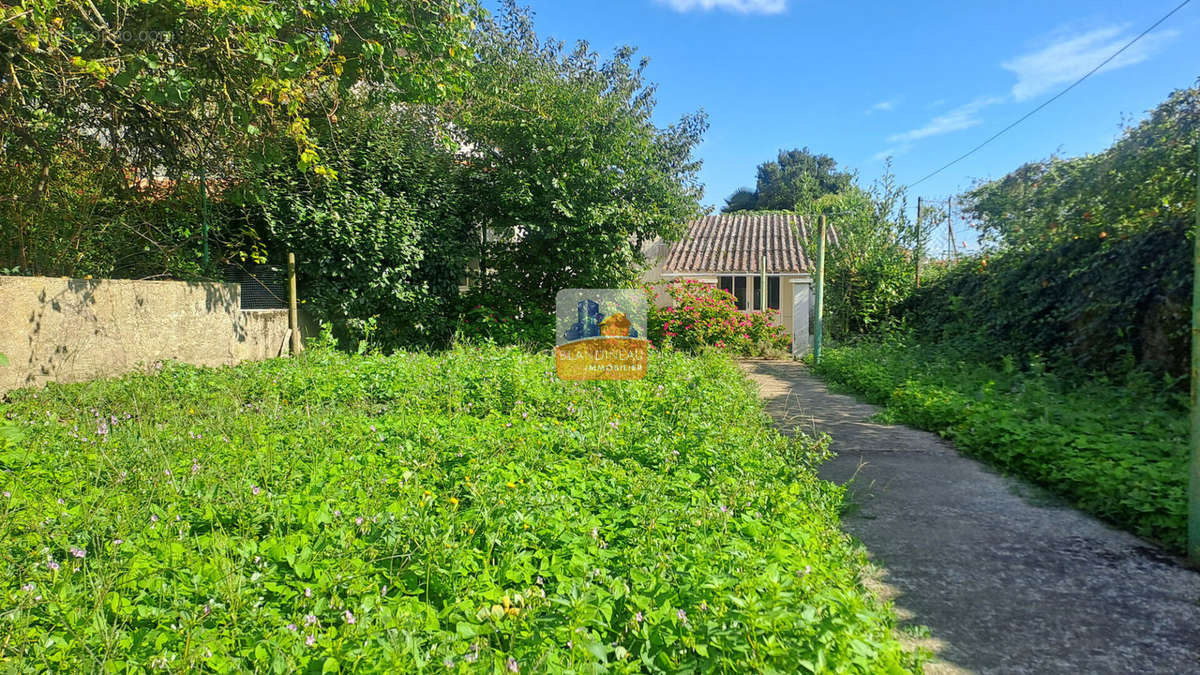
[656,0,787,14]
[872,144,911,161]
[867,99,898,114]
[1002,25,1178,101]
[887,96,1004,144]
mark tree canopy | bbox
[722,147,853,212]
[458,1,707,312]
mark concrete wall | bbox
[0,276,298,394]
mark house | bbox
[643,213,832,356]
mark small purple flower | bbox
[287,623,297,632]
[69,547,86,558]
[163,469,171,477]
[2,491,10,498]
[507,656,519,673]
[46,560,60,571]
[305,634,316,647]
[251,485,261,496]
[699,601,708,612]
[304,613,317,625]
[380,585,388,596]
[635,611,644,623]
[344,609,355,625]
[355,516,364,526]
[21,583,34,592]
[150,514,159,523]
[192,461,201,475]
[677,609,687,624]
[719,504,728,513]
[304,587,312,598]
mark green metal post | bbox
[1190,140,1200,566]
[813,214,826,365]
[760,254,767,312]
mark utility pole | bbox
[813,214,826,365]
[947,196,957,261]
[1190,139,1200,566]
[915,197,923,288]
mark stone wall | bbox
[0,276,299,394]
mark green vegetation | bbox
[903,83,1199,383]
[813,336,1188,553]
[1,0,478,277]
[721,148,854,213]
[1,2,707,354]
[0,344,918,672]
[648,279,790,357]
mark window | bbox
[720,276,780,311]
[718,276,747,310]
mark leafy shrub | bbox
[902,217,1191,381]
[648,279,790,357]
[252,105,472,351]
[813,336,1188,552]
[0,346,918,672]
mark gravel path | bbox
[740,359,1200,675]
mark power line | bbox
[905,0,1192,190]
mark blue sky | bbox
[481,0,1198,247]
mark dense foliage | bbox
[901,217,1191,380]
[0,0,478,277]
[904,84,1198,381]
[251,105,472,349]
[647,280,790,357]
[722,148,854,213]
[457,2,707,315]
[804,171,918,336]
[813,336,1188,553]
[0,345,919,672]
[965,84,1197,251]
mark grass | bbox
[0,343,918,672]
[811,334,1188,553]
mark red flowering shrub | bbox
[647,279,790,357]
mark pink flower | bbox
[507,657,519,673]
[251,485,261,496]
[69,547,86,558]
[305,634,316,647]
[344,609,355,625]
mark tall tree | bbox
[0,0,479,275]
[723,147,853,212]
[458,1,707,311]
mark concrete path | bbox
[740,359,1200,675]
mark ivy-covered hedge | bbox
[900,216,1191,381]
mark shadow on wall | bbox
[3,276,292,394]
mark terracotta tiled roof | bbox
[661,213,832,275]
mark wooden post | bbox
[288,252,302,355]
[915,196,923,288]
[813,215,826,365]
